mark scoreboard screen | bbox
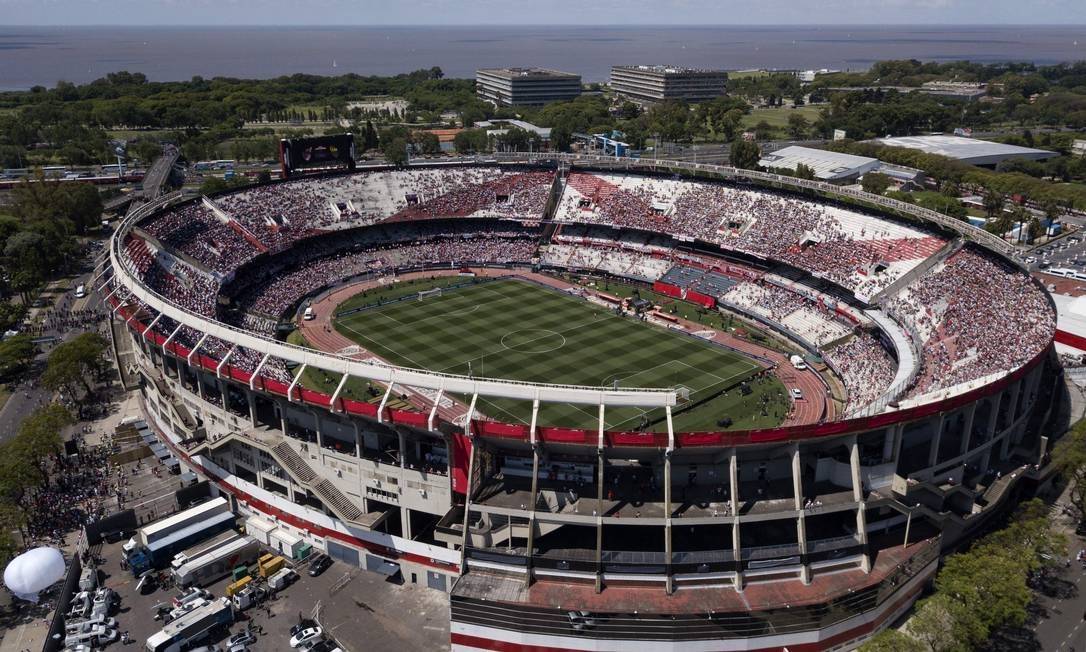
[279,134,356,178]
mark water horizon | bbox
[2,24,1085,91]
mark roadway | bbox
[0,245,108,444]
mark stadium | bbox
[103,149,1062,651]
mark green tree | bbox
[0,335,36,378]
[729,138,761,170]
[41,333,108,415]
[858,628,925,652]
[983,187,1005,217]
[861,172,892,195]
[415,132,441,156]
[794,163,816,180]
[908,593,984,652]
[787,113,810,139]
[1054,420,1086,520]
[381,137,409,166]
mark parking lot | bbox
[1028,234,1086,274]
[90,514,450,652]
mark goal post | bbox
[417,287,442,301]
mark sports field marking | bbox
[500,329,567,354]
[334,320,430,370]
[431,310,624,375]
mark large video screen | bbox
[280,134,356,177]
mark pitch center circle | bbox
[500,329,567,354]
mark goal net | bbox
[417,287,442,301]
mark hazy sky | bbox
[2,0,1085,26]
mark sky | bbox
[2,0,1085,26]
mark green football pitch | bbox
[333,278,787,432]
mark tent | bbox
[3,547,66,602]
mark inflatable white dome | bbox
[3,547,66,602]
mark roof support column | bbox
[929,413,945,468]
[792,444,809,585]
[377,382,395,423]
[458,394,479,574]
[216,346,236,379]
[594,402,605,594]
[249,354,270,392]
[850,435,871,573]
[427,386,444,432]
[730,448,742,591]
[524,397,541,588]
[141,314,161,340]
[330,372,351,413]
[664,405,674,595]
[961,402,977,457]
[287,364,306,403]
[186,332,209,367]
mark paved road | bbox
[0,249,108,443]
[1032,494,1086,651]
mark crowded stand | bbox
[138,202,263,275]
[389,168,554,221]
[555,172,945,297]
[886,248,1055,397]
[230,230,539,319]
[722,281,808,322]
[539,243,672,281]
[119,165,1054,421]
[824,333,898,412]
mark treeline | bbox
[861,498,1064,651]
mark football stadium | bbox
[104,146,1062,651]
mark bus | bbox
[145,598,233,652]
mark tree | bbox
[453,129,489,154]
[861,172,892,195]
[983,187,1005,217]
[0,335,36,378]
[41,333,108,415]
[858,628,925,652]
[787,113,810,139]
[908,594,984,652]
[381,137,409,166]
[1054,420,1086,520]
[794,163,816,180]
[729,137,761,170]
[414,132,441,156]
[550,123,573,152]
[16,404,73,473]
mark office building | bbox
[475,68,582,107]
[610,65,728,104]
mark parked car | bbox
[790,388,804,400]
[227,631,257,648]
[308,554,332,577]
[291,619,318,637]
[289,627,324,648]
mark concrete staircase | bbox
[201,430,369,528]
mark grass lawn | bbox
[741,104,823,130]
[332,278,788,432]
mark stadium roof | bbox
[758,145,880,181]
[872,134,1057,166]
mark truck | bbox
[127,511,236,576]
[170,530,241,570]
[145,597,233,652]
[135,497,230,549]
[172,535,260,588]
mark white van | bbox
[74,284,87,299]
[64,626,117,648]
[303,307,315,321]
[789,354,808,370]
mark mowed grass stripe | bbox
[334,279,777,430]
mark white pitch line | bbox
[334,320,430,370]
